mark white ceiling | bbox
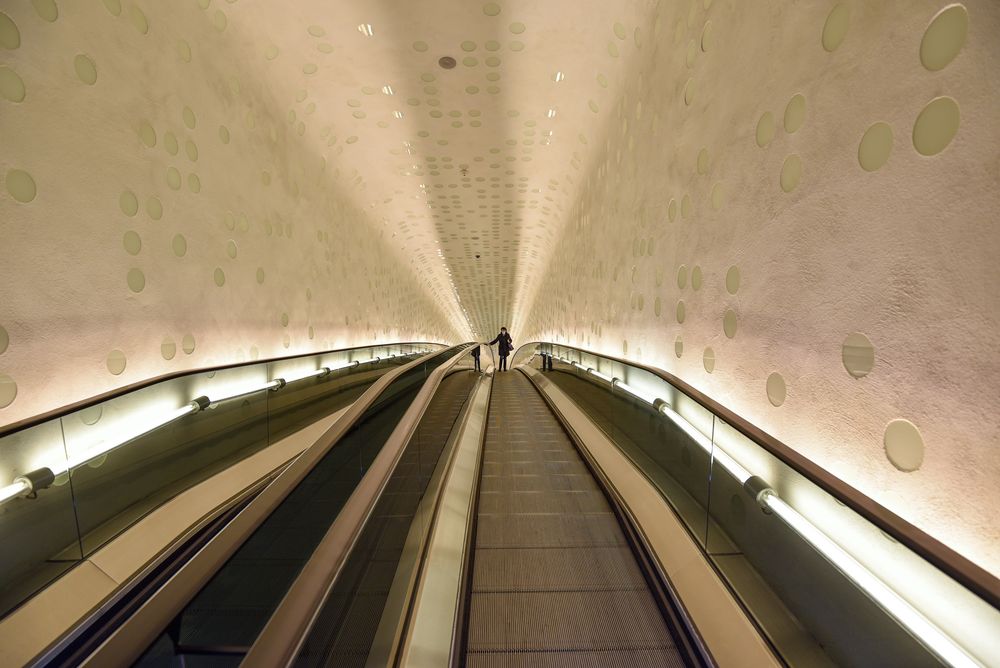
[243,0,650,339]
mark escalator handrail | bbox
[241,345,474,667]
[516,342,1000,608]
[79,346,468,667]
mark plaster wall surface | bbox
[523,0,1000,576]
[0,1,463,426]
[0,0,997,584]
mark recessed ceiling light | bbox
[546,108,557,118]
[382,84,394,95]
[358,24,374,37]
[393,110,404,119]
[553,71,565,82]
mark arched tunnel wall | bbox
[0,0,997,582]
[522,1,1000,575]
[0,2,462,427]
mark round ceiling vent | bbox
[438,56,457,69]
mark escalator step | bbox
[475,513,624,549]
[472,546,648,592]
[466,590,676,652]
[467,648,688,668]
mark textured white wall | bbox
[0,0,996,581]
[523,1,1000,576]
[0,1,461,427]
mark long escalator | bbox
[61,352,702,667]
[462,371,692,667]
[37,347,471,666]
[128,350,472,666]
[51,348,987,667]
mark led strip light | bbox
[550,352,981,668]
[0,354,415,506]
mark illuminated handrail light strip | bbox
[657,402,752,484]
[0,350,413,505]
[557,346,980,667]
[205,379,284,406]
[612,377,657,405]
[54,402,202,475]
[0,480,30,504]
[765,494,980,668]
[281,354,389,385]
[588,368,614,383]
[282,367,332,385]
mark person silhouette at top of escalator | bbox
[488,327,513,372]
[470,344,481,372]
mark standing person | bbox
[488,327,513,372]
[470,344,481,372]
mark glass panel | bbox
[266,354,414,443]
[707,416,998,666]
[0,420,79,618]
[540,350,712,546]
[63,365,271,556]
[0,343,441,620]
[509,343,537,368]
[517,344,998,666]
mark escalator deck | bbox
[465,372,686,667]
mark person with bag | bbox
[488,327,513,371]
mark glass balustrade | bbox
[0,342,443,619]
[513,342,999,668]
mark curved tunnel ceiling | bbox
[247,0,641,340]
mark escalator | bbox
[125,368,481,667]
[43,346,476,666]
[41,346,992,668]
[58,350,707,667]
[135,376,423,663]
[460,370,700,667]
[290,369,479,666]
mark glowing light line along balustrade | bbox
[0,356,400,506]
[551,352,983,668]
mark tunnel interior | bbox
[0,0,997,631]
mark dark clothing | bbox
[498,355,507,371]
[470,345,481,371]
[489,331,513,357]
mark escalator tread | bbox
[465,372,684,666]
